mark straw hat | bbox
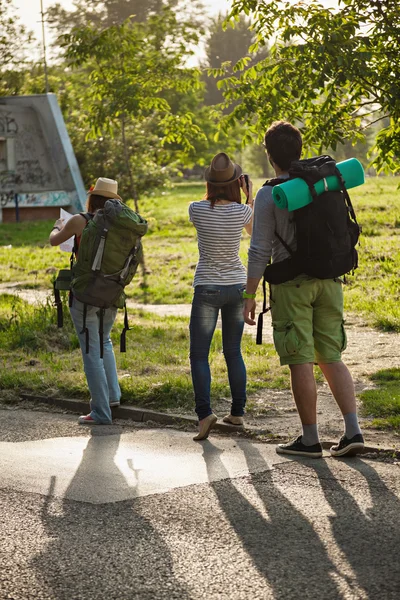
[87,177,122,200]
[204,152,242,186]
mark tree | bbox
[0,0,34,95]
[218,0,400,172]
[203,13,257,106]
[61,4,205,207]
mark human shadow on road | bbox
[309,457,400,599]
[202,440,340,599]
[31,429,190,600]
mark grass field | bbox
[0,177,399,329]
[359,368,400,430]
[0,177,399,427]
[0,294,289,412]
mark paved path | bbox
[1,408,400,599]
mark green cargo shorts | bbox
[270,275,347,366]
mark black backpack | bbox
[256,155,360,344]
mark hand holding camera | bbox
[240,173,253,206]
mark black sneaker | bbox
[276,436,323,458]
[330,433,364,457]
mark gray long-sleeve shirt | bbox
[247,179,297,279]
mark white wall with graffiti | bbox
[0,94,86,222]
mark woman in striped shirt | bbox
[189,152,254,440]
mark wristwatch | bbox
[242,291,256,299]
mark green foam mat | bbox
[272,158,365,211]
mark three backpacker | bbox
[256,155,362,343]
[54,198,148,356]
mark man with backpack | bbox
[243,121,364,458]
[50,177,147,425]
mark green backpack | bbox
[54,199,148,356]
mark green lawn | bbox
[359,368,400,430]
[0,294,289,413]
[0,177,399,329]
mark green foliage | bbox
[54,5,210,201]
[359,368,400,429]
[222,0,400,172]
[0,0,34,95]
[203,13,267,107]
[62,8,203,139]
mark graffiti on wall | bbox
[17,159,52,187]
[0,109,54,191]
[0,111,18,135]
[0,160,52,188]
[0,191,15,207]
[0,190,79,208]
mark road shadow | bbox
[308,457,400,599]
[202,440,340,599]
[31,429,190,599]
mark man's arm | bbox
[243,277,261,325]
[243,187,275,325]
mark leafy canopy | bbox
[0,0,34,94]
[220,0,400,172]
[62,5,204,151]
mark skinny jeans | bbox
[189,284,247,421]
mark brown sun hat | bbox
[204,152,242,186]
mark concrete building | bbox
[0,94,86,222]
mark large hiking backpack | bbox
[54,199,148,356]
[256,155,360,344]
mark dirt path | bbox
[2,283,400,449]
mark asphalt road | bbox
[1,407,400,600]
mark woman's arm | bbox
[49,214,87,246]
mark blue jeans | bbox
[189,284,247,421]
[70,298,121,424]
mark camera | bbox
[241,173,250,202]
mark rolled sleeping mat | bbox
[272,158,365,211]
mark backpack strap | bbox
[120,302,130,353]
[99,308,104,359]
[335,168,359,224]
[120,239,142,281]
[256,278,272,345]
[274,230,294,256]
[80,303,89,354]
[262,177,288,187]
[92,226,108,271]
[53,283,63,328]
